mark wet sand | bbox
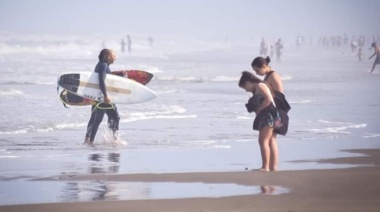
[1,149,380,212]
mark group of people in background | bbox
[259,38,283,61]
[260,34,380,73]
[118,35,154,53]
[317,34,380,73]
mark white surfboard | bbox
[58,72,157,104]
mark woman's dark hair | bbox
[251,56,271,68]
[98,49,111,62]
[238,71,274,96]
[238,71,263,87]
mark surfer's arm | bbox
[97,63,110,102]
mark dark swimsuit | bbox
[252,100,280,131]
[245,84,281,131]
[263,71,291,135]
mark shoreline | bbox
[1,149,379,212]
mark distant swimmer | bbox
[270,45,274,58]
[351,41,358,52]
[296,36,302,46]
[121,39,126,52]
[275,39,283,61]
[369,42,380,73]
[126,35,132,53]
[357,48,363,62]
[259,38,268,56]
[148,36,154,47]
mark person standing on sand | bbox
[252,56,290,131]
[251,56,291,170]
[121,39,126,52]
[369,42,380,73]
[84,49,120,146]
[239,71,282,172]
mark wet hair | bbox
[238,71,263,87]
[98,49,112,62]
[251,56,271,68]
[372,42,377,48]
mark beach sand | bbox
[1,149,379,212]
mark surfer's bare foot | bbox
[85,142,95,147]
[83,137,90,145]
[83,138,95,147]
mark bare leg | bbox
[269,133,279,171]
[258,126,274,171]
[370,62,377,74]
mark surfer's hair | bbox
[372,42,377,48]
[251,56,271,68]
[238,71,263,87]
[98,49,112,62]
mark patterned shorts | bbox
[253,109,281,131]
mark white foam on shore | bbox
[0,89,24,96]
[236,116,251,120]
[0,122,87,135]
[210,76,239,82]
[308,122,367,134]
[0,155,19,158]
[156,88,184,94]
[362,133,380,138]
[0,129,28,135]
[120,105,197,123]
[156,75,242,83]
[281,75,292,81]
[55,122,87,130]
[289,100,316,104]
[157,76,203,82]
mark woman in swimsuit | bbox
[239,71,280,172]
[252,56,290,130]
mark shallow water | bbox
[0,34,380,205]
[0,180,289,206]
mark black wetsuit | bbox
[85,61,120,141]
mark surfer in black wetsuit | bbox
[84,49,120,146]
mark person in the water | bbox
[369,42,380,73]
[84,49,120,146]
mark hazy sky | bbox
[1,0,379,39]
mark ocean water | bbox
[0,34,380,181]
